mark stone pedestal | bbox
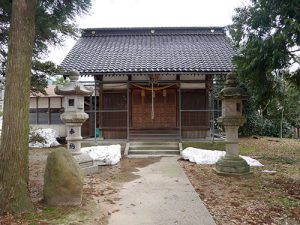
[214,73,251,176]
[214,118,250,175]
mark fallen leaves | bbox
[180,137,300,225]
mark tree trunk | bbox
[279,78,285,139]
[0,0,37,214]
[280,107,284,139]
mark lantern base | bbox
[213,155,252,176]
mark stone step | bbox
[81,165,99,176]
[129,130,179,134]
[129,133,179,136]
[129,136,180,140]
[126,154,179,158]
[129,145,179,150]
[129,149,180,155]
[129,130,179,135]
[130,141,179,146]
[126,141,180,156]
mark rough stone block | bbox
[214,155,251,176]
[43,147,84,206]
[73,153,99,175]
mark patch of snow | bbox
[182,148,225,164]
[29,128,60,148]
[81,145,121,165]
[262,170,276,173]
[240,155,264,167]
[182,147,263,167]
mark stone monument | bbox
[44,147,84,206]
[55,70,93,154]
[214,73,251,175]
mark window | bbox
[181,90,207,110]
[181,90,209,127]
[50,108,63,124]
[29,108,63,125]
[236,103,241,112]
[102,92,127,127]
[29,97,63,125]
[68,99,75,106]
[103,92,127,110]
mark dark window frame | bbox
[29,97,63,125]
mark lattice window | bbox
[103,92,127,110]
[181,90,209,127]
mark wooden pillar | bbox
[36,97,39,124]
[127,75,132,140]
[97,76,103,139]
[176,74,181,140]
[206,74,213,140]
[48,98,51,125]
[89,94,94,137]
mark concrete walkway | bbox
[109,157,216,225]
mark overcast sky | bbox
[47,0,249,64]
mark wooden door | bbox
[131,88,177,129]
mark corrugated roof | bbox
[61,27,234,74]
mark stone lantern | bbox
[55,70,93,155]
[214,73,250,175]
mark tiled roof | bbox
[61,27,234,74]
[30,85,62,98]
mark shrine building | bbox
[33,27,234,140]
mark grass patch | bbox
[25,207,75,224]
[182,142,225,150]
[260,155,298,165]
[287,166,300,175]
[182,142,257,155]
[278,196,300,210]
[239,145,256,155]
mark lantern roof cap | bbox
[219,73,248,99]
[54,70,93,96]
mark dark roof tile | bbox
[61,27,234,74]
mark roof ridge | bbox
[82,27,225,37]
[82,26,225,30]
